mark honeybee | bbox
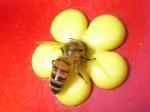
[50,57,71,94]
[39,39,91,94]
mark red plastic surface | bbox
[0,0,150,112]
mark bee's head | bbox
[64,40,87,58]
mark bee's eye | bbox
[67,49,73,56]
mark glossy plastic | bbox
[0,0,150,112]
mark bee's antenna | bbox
[69,38,78,41]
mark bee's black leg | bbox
[81,56,96,61]
[75,66,87,84]
[61,48,64,56]
[78,72,87,84]
[52,60,55,65]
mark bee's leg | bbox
[69,38,76,41]
[81,56,96,61]
[78,72,87,84]
[52,60,55,65]
[61,47,68,57]
[61,48,64,56]
[75,66,87,84]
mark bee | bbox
[50,57,71,94]
[39,39,91,94]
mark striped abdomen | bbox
[50,57,70,94]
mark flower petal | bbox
[87,51,128,89]
[83,15,126,50]
[32,41,62,78]
[51,9,88,42]
[56,71,91,106]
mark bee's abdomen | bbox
[50,58,70,94]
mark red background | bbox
[0,0,150,112]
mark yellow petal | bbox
[84,15,126,50]
[32,42,62,78]
[56,71,91,106]
[51,9,88,42]
[87,51,128,89]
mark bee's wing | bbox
[37,41,65,49]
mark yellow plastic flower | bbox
[32,9,128,106]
